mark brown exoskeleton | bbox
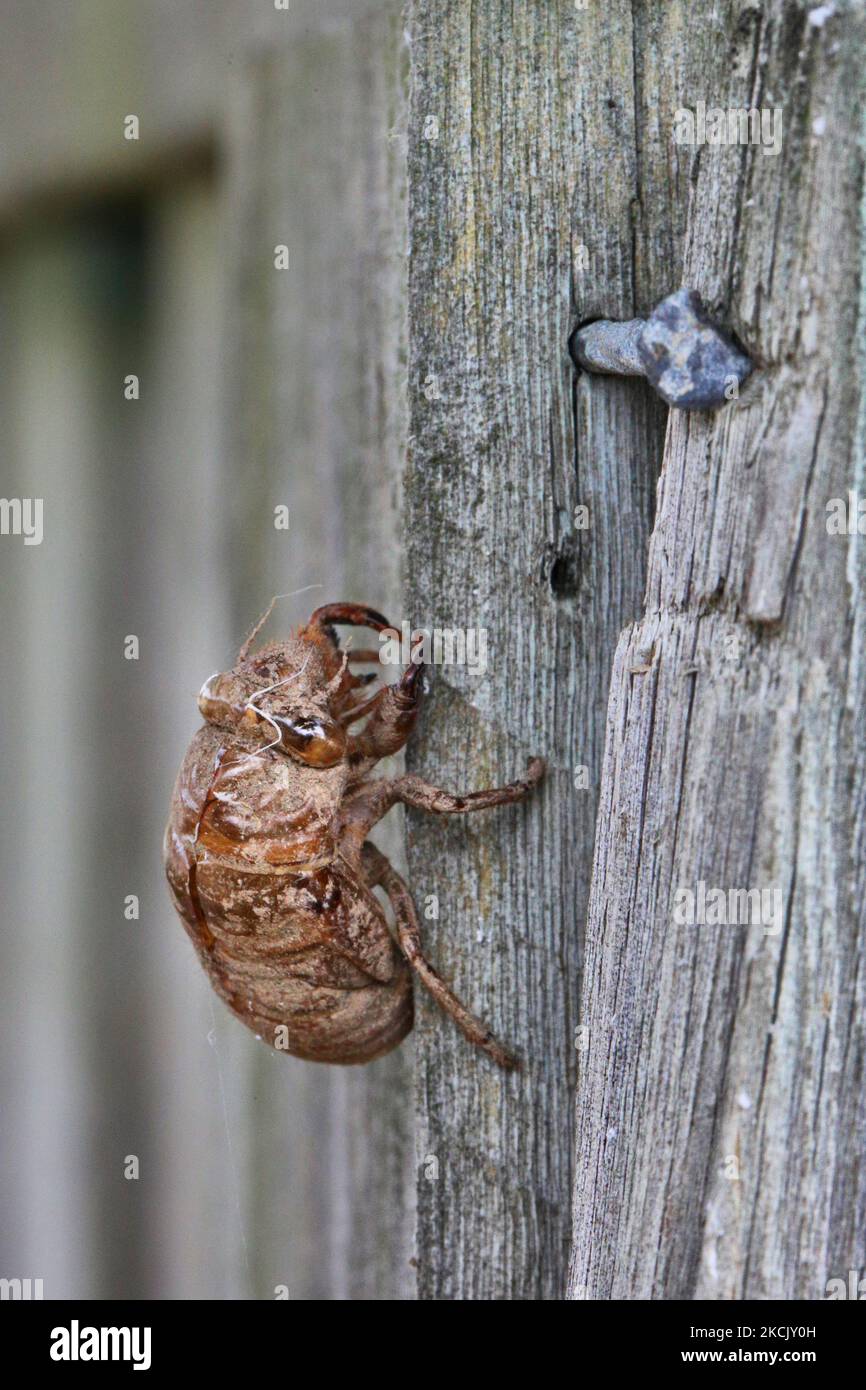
[164,602,544,1069]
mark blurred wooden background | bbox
[0,0,415,1300]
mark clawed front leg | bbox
[361,843,518,1070]
[340,757,545,850]
[346,660,425,760]
[309,603,426,762]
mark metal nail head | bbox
[571,287,753,410]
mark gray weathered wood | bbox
[569,0,866,1300]
[403,0,679,1298]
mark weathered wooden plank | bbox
[569,0,866,1300]
[402,0,695,1298]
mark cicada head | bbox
[197,639,347,769]
[197,601,396,767]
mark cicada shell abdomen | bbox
[164,724,412,1063]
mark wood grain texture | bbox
[569,0,866,1300]
[402,0,696,1298]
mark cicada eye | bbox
[274,714,347,768]
[199,674,259,731]
[198,674,233,724]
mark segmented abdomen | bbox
[164,726,412,1064]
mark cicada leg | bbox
[361,842,518,1071]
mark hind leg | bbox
[340,758,544,852]
[361,842,518,1071]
